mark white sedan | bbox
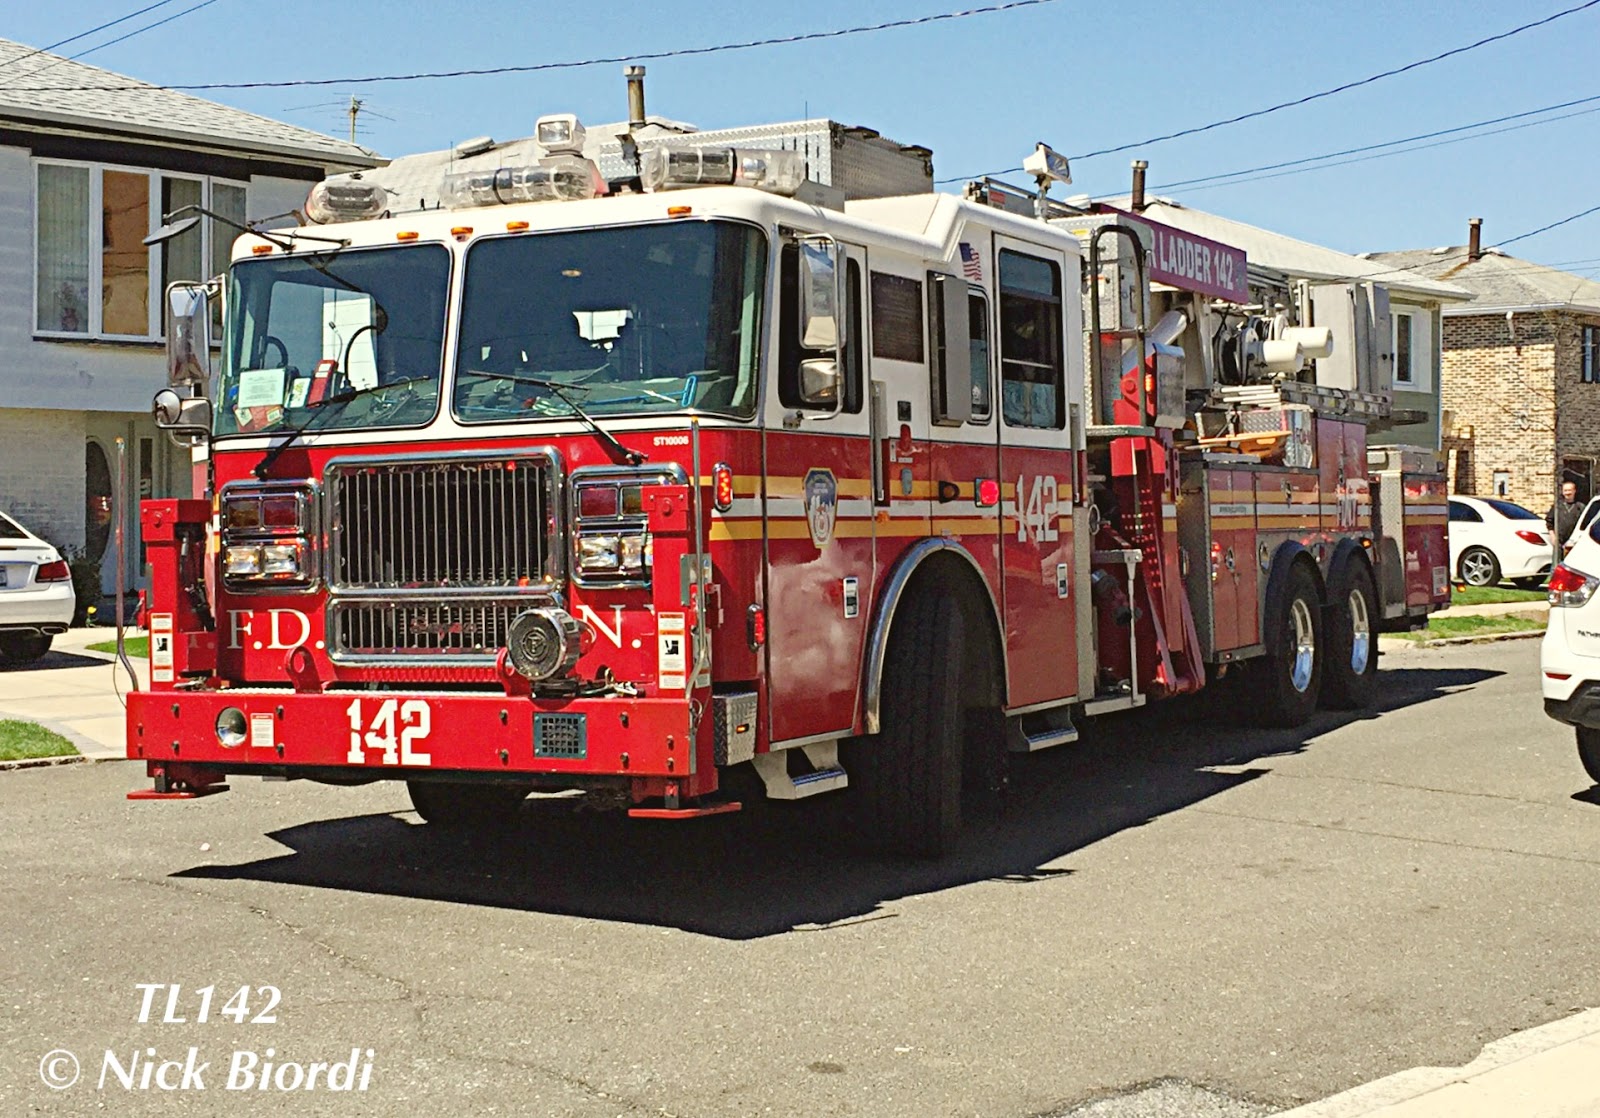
[0,511,75,663]
[1541,522,1600,784]
[1447,496,1554,588]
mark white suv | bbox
[1541,520,1600,783]
[0,511,75,663]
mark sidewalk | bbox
[1275,1007,1600,1117]
[0,627,142,761]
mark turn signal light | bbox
[975,478,1000,508]
[712,463,734,512]
[1515,529,1548,546]
[747,605,766,650]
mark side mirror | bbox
[152,388,212,435]
[164,282,212,394]
[798,237,844,351]
[798,358,841,406]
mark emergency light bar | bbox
[305,179,388,224]
[441,156,602,208]
[641,145,805,196]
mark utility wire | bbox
[0,0,180,72]
[1145,92,1600,193]
[1,0,1062,91]
[70,0,223,61]
[935,0,1600,183]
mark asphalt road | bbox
[2,639,1598,1117]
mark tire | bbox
[842,592,963,858]
[1457,546,1500,588]
[0,634,51,663]
[407,781,527,827]
[1322,560,1379,710]
[1257,561,1323,728]
[1578,727,1600,785]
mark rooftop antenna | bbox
[348,96,363,145]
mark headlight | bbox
[260,542,306,578]
[578,535,620,572]
[224,544,263,578]
[619,533,648,575]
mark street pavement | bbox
[1,639,1597,1116]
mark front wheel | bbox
[1458,546,1500,588]
[1257,561,1323,728]
[842,592,963,858]
[407,781,527,826]
[1577,727,1600,785]
[1323,561,1379,709]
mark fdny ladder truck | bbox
[130,86,1448,855]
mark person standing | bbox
[1548,480,1583,546]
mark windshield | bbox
[216,244,450,436]
[454,220,767,422]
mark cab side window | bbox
[969,290,992,422]
[778,244,862,413]
[998,249,1063,430]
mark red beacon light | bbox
[974,478,1001,508]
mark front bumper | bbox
[126,688,701,783]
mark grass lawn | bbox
[86,635,148,657]
[1451,585,1548,606]
[1396,611,1547,643]
[0,720,79,762]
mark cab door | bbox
[762,240,877,746]
[993,235,1080,709]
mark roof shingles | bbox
[1365,245,1600,314]
[0,37,380,170]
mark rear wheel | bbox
[843,592,963,858]
[0,634,51,663]
[1578,727,1600,785]
[407,781,527,826]
[1323,561,1379,709]
[1458,546,1500,588]
[1258,562,1323,728]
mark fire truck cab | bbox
[130,102,1448,857]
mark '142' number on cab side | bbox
[1017,475,1061,545]
[346,699,432,766]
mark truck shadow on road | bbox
[176,662,1500,940]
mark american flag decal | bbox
[959,242,983,282]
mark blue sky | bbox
[6,0,1599,275]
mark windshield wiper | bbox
[253,375,431,480]
[470,370,645,466]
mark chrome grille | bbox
[330,598,523,661]
[327,450,561,591]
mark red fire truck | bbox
[130,99,1448,855]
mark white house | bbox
[0,38,381,603]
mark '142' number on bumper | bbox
[346,699,432,766]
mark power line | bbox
[70,0,223,61]
[1502,202,1600,247]
[1,0,1063,92]
[1144,92,1600,194]
[935,0,1600,183]
[0,0,181,72]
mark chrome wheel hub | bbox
[1290,598,1316,693]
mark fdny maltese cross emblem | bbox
[803,468,838,549]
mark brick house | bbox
[1369,221,1600,512]
[0,38,380,603]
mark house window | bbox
[1583,324,1600,384]
[34,160,246,340]
[1393,311,1415,386]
